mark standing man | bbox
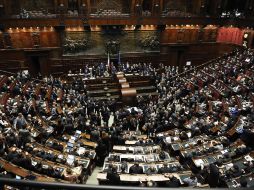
[13,113,27,130]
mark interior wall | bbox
[160,42,240,72]
[0,42,242,75]
[5,28,59,49]
[40,31,60,47]
[161,27,217,44]
[216,27,244,45]
[161,28,200,43]
[1,26,252,50]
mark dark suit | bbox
[208,164,219,187]
[6,151,18,161]
[129,165,143,174]
[166,176,181,187]
[106,171,121,185]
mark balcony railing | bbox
[0,178,232,190]
[0,8,253,21]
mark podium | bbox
[116,72,137,106]
[116,72,124,79]
[121,88,137,97]
[121,88,137,106]
[121,82,130,89]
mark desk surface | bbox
[226,173,254,188]
[97,172,191,183]
[113,145,160,153]
[27,143,91,169]
[192,139,244,167]
[0,158,66,183]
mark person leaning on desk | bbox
[106,165,120,185]
[64,168,77,182]
[182,174,198,186]
[163,174,181,188]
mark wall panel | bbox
[9,32,33,48]
[217,27,244,45]
[40,31,59,47]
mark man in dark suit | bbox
[158,163,171,174]
[106,166,121,185]
[19,153,32,170]
[95,139,108,167]
[5,148,18,161]
[18,127,31,147]
[165,175,181,187]
[146,165,157,175]
[207,163,220,187]
[129,163,143,174]
[241,129,254,148]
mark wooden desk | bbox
[0,158,66,183]
[97,172,191,184]
[118,78,127,84]
[47,137,96,158]
[107,152,171,163]
[116,73,124,79]
[192,139,244,167]
[63,134,97,149]
[171,135,210,152]
[226,173,254,188]
[121,82,130,89]
[30,142,91,168]
[103,160,183,174]
[113,145,160,153]
[121,88,137,97]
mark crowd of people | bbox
[0,48,253,188]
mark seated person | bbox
[165,174,181,187]
[230,165,242,178]
[183,174,198,186]
[64,168,77,182]
[158,163,171,174]
[159,151,167,160]
[106,165,120,185]
[129,163,143,174]
[146,165,157,175]
[120,161,128,173]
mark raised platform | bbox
[84,73,158,104]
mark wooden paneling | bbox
[0,42,241,75]
[40,31,60,47]
[0,60,25,72]
[0,26,249,53]
[160,42,240,71]
[1,17,254,28]
[183,29,199,43]
[217,27,244,45]
[161,28,216,44]
[0,49,26,60]
[0,32,4,49]
[9,32,33,48]
[3,30,60,49]
[203,28,217,42]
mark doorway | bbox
[30,56,41,77]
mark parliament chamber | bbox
[0,0,254,189]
